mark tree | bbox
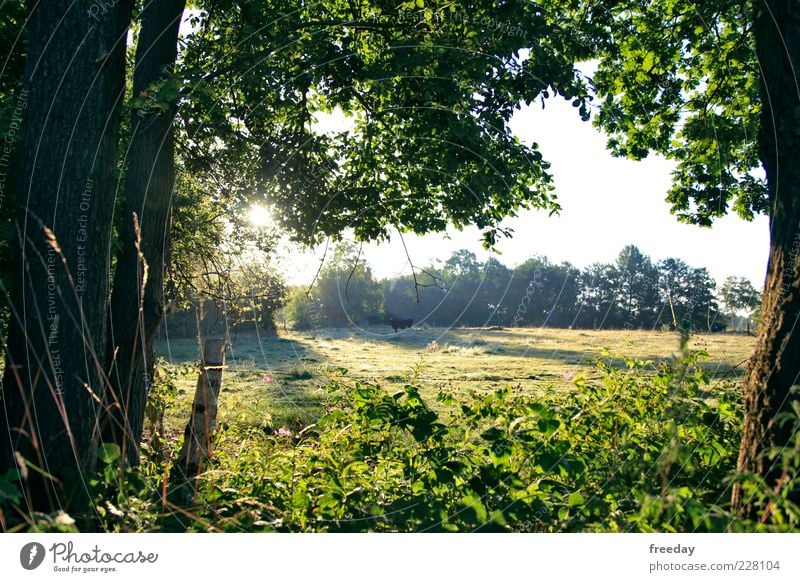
[584,0,800,515]
[0,0,134,512]
[177,0,593,249]
[161,240,288,339]
[615,245,661,329]
[102,0,186,467]
[440,250,485,326]
[734,1,800,514]
[576,262,621,329]
[4,0,796,524]
[684,266,721,332]
[480,256,515,326]
[285,288,317,331]
[110,0,592,465]
[311,244,383,328]
[383,268,445,326]
[238,260,287,335]
[3,0,594,499]
[508,256,580,328]
[719,276,761,332]
[657,258,720,331]
[0,0,26,343]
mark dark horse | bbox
[389,317,413,332]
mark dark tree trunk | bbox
[261,304,278,335]
[102,0,186,466]
[0,0,133,513]
[732,0,800,518]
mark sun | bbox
[248,204,273,227]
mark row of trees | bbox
[284,243,761,332]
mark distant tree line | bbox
[283,243,762,333]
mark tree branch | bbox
[305,237,330,297]
[345,242,363,303]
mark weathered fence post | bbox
[174,336,227,503]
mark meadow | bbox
[154,326,755,437]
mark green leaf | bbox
[568,492,585,507]
[97,443,121,464]
[537,418,560,437]
[292,489,310,511]
[460,492,488,524]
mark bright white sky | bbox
[273,97,770,290]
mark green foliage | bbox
[163,168,287,336]
[719,276,761,315]
[657,258,721,331]
[614,245,661,327]
[170,352,769,532]
[284,287,318,331]
[89,443,164,533]
[166,171,285,311]
[587,0,767,225]
[185,349,791,532]
[175,0,597,247]
[719,276,761,332]
[145,359,192,460]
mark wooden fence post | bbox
[174,336,227,503]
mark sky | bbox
[272,97,770,290]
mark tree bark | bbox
[0,0,133,513]
[102,0,186,466]
[732,0,800,518]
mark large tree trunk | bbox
[102,0,186,466]
[732,0,800,518]
[0,0,133,513]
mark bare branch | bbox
[345,242,364,302]
[305,237,330,297]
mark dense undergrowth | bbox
[2,349,799,532]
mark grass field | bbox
[154,326,756,437]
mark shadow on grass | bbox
[155,333,331,433]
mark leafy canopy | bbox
[587,0,766,225]
[175,0,595,247]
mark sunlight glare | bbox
[248,204,273,228]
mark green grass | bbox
[154,326,755,438]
